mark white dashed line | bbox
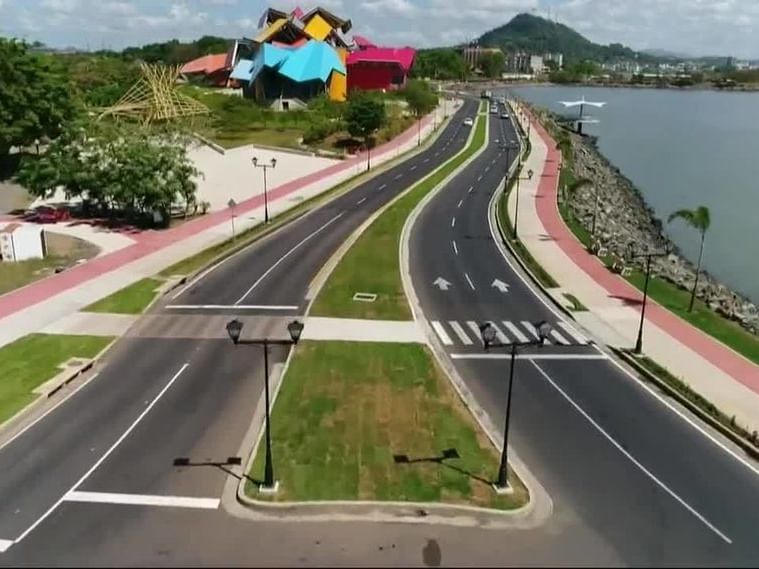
[451,217,456,228]
[464,273,476,290]
[452,240,458,255]
[357,197,367,205]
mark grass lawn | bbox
[312,103,487,319]
[84,278,163,314]
[0,334,112,424]
[213,128,304,150]
[246,341,528,509]
[626,270,759,366]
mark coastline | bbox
[529,106,759,337]
[449,79,759,94]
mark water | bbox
[509,85,759,303]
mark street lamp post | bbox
[480,320,552,492]
[225,318,304,492]
[500,139,519,193]
[512,167,534,240]
[626,243,670,355]
[251,156,277,224]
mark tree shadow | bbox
[392,448,492,486]
[173,457,263,486]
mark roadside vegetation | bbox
[83,277,164,314]
[247,341,527,509]
[0,334,112,424]
[312,103,486,319]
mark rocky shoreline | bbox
[532,108,759,336]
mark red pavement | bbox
[528,111,759,394]
[0,111,436,319]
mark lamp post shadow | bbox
[392,448,493,486]
[173,457,264,487]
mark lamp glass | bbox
[252,156,258,166]
[287,319,304,343]
[271,158,277,168]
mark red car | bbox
[30,206,70,224]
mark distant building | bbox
[506,52,531,73]
[458,43,503,70]
[347,40,416,91]
[0,224,46,262]
[529,55,545,74]
[543,52,564,69]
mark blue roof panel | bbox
[278,40,345,83]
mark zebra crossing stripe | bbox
[522,321,552,344]
[558,321,589,344]
[503,321,529,343]
[550,329,571,345]
[466,321,482,342]
[449,321,473,345]
[431,321,453,345]
[489,322,509,344]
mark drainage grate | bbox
[353,292,377,303]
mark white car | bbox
[500,112,510,120]
[463,117,474,126]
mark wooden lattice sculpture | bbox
[99,64,210,124]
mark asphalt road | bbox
[408,101,759,565]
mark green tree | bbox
[400,79,438,145]
[345,94,386,171]
[480,51,505,79]
[411,49,469,81]
[0,39,77,156]
[668,206,711,312]
[17,121,199,225]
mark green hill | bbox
[478,13,653,63]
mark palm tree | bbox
[668,206,711,312]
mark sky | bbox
[0,0,757,59]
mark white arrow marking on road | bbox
[433,277,452,291]
[492,279,510,293]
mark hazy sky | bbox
[0,0,757,58]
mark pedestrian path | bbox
[430,319,590,347]
[508,99,759,434]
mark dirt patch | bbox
[0,182,31,214]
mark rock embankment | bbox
[538,110,759,336]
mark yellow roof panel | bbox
[254,18,287,43]
[304,13,333,41]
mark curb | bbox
[399,109,554,526]
[612,347,759,460]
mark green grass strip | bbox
[0,334,112,424]
[312,103,487,319]
[83,278,164,315]
[247,341,528,509]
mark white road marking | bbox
[457,199,463,209]
[550,329,571,345]
[64,491,220,510]
[452,241,459,255]
[451,353,609,361]
[449,321,473,345]
[357,197,367,205]
[410,165,417,171]
[235,212,344,304]
[467,321,482,341]
[477,175,483,182]
[488,322,509,344]
[558,321,589,344]
[485,166,490,172]
[468,186,474,194]
[464,273,476,290]
[167,304,298,311]
[394,173,403,180]
[0,373,100,453]
[522,321,552,344]
[378,184,387,190]
[503,321,529,343]
[530,360,733,545]
[435,152,440,157]
[451,217,456,228]
[423,158,429,163]
[13,363,190,546]
[0,540,13,553]
[431,321,453,345]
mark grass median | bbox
[312,103,487,320]
[0,334,112,424]
[246,341,528,509]
[83,277,164,314]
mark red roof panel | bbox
[347,47,415,72]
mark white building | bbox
[0,223,47,262]
[529,55,545,74]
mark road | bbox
[2,96,758,566]
[408,100,759,565]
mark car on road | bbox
[463,117,474,126]
[500,112,510,120]
[490,106,498,114]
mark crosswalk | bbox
[430,319,591,347]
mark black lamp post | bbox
[226,318,304,492]
[626,243,670,355]
[500,140,519,187]
[512,167,534,240]
[252,156,277,224]
[479,320,551,492]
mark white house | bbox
[0,223,47,262]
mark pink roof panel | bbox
[353,35,376,48]
[346,47,416,72]
[181,53,229,75]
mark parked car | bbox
[463,117,474,126]
[28,206,70,224]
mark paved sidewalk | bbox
[508,100,759,434]
[302,317,424,343]
[0,102,459,349]
[40,312,138,336]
